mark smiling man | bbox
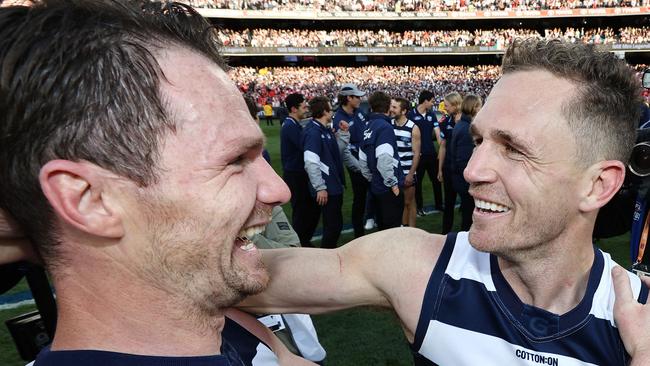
[0,1,288,365]
[248,39,650,365]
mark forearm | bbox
[0,208,23,238]
[303,160,326,192]
[359,151,372,181]
[224,309,315,365]
[438,143,446,172]
[0,238,35,265]
[377,153,398,188]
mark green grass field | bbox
[0,120,633,365]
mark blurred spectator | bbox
[218,26,650,49]
[230,65,500,108]
[187,0,650,12]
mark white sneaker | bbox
[364,219,376,230]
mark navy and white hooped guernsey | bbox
[411,232,648,366]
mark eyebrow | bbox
[492,129,534,155]
[470,124,534,156]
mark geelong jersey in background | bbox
[411,232,649,366]
[407,108,438,156]
[332,107,367,156]
[392,119,416,176]
[280,117,304,173]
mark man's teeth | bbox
[237,225,265,240]
[240,240,256,251]
[475,199,510,213]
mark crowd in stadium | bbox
[218,26,650,48]
[188,0,647,11]
[231,65,500,106]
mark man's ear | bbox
[579,160,626,213]
[39,160,124,239]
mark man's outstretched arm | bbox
[612,266,650,365]
[242,228,446,342]
[0,208,36,265]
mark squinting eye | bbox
[231,155,246,165]
[505,145,520,154]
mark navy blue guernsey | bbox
[448,114,473,176]
[360,113,404,194]
[438,113,455,169]
[280,117,304,173]
[407,108,438,156]
[33,346,233,366]
[332,107,367,157]
[301,120,345,196]
[411,232,649,366]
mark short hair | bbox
[284,93,305,113]
[369,92,391,114]
[392,97,410,113]
[461,94,482,118]
[502,38,641,165]
[444,92,463,108]
[418,90,435,105]
[0,1,226,266]
[309,96,331,119]
[244,96,259,119]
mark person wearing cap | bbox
[333,83,369,238]
[359,92,405,230]
[407,90,443,217]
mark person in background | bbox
[332,83,368,238]
[408,90,443,216]
[390,97,421,228]
[360,92,405,230]
[302,97,345,249]
[437,92,463,234]
[280,93,318,247]
[449,94,482,231]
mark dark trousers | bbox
[415,154,443,211]
[320,194,343,249]
[373,189,404,230]
[452,173,474,231]
[441,167,457,234]
[284,171,320,246]
[348,169,369,238]
[265,116,274,126]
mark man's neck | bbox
[50,256,223,356]
[416,104,428,115]
[288,113,301,121]
[497,231,595,315]
[315,117,329,127]
[342,104,355,115]
[394,115,407,126]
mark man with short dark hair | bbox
[0,1,290,364]
[247,39,650,366]
[408,90,443,216]
[333,83,368,238]
[281,92,318,247]
[301,96,345,249]
[359,92,404,230]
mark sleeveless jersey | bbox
[411,232,649,366]
[392,119,416,175]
